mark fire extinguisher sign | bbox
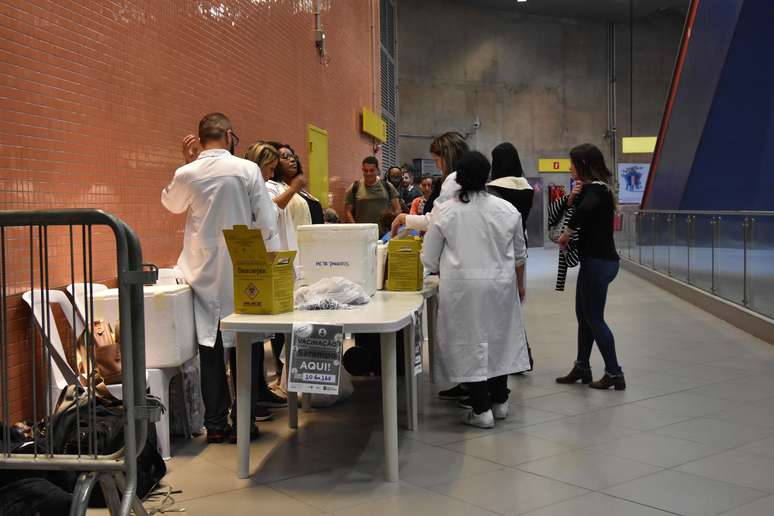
[538,159,571,173]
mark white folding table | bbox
[220,290,427,482]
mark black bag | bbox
[345,331,406,376]
[0,478,71,516]
[50,385,124,456]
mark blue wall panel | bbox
[680,0,774,210]
[646,0,743,209]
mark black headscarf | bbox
[490,142,524,180]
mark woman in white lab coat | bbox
[421,151,530,428]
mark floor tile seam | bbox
[438,437,579,467]
[591,490,685,515]
[667,453,774,494]
[264,479,386,514]
[575,432,731,467]
[535,444,681,471]
[645,467,774,497]
[699,413,774,434]
[408,483,510,515]
[512,461,667,492]
[714,494,774,516]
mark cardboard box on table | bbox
[386,237,423,291]
[223,225,296,315]
[296,223,379,295]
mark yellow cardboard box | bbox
[223,225,296,314]
[386,237,423,291]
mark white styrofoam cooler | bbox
[296,223,379,295]
[92,284,197,369]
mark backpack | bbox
[350,179,391,220]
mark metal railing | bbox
[0,210,158,516]
[616,208,774,320]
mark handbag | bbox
[77,320,122,386]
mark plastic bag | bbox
[294,277,371,310]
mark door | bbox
[307,125,329,208]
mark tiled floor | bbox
[104,249,774,515]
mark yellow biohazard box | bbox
[386,237,423,291]
[223,225,296,314]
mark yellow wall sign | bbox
[622,136,657,153]
[538,159,571,173]
[361,107,387,142]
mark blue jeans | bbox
[575,258,622,375]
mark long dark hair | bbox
[570,143,612,184]
[490,142,524,179]
[455,151,490,203]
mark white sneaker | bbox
[461,409,495,429]
[492,401,509,420]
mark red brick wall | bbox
[0,0,382,423]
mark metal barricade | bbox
[0,210,159,516]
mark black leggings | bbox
[466,376,509,414]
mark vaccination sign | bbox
[288,323,344,395]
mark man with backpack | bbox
[344,156,401,234]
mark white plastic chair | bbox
[21,290,82,412]
[48,285,173,460]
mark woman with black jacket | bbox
[487,142,534,242]
[556,144,624,390]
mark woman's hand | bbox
[182,134,200,164]
[289,174,306,193]
[391,213,407,236]
[558,230,572,250]
[518,285,526,303]
[567,181,584,206]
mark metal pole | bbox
[668,214,674,276]
[685,215,694,284]
[742,217,749,306]
[710,217,720,294]
[651,214,656,270]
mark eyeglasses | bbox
[229,130,240,149]
[279,151,296,161]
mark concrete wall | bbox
[397,0,684,186]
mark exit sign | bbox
[538,158,571,173]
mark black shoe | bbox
[555,366,593,385]
[458,397,473,409]
[206,425,234,444]
[228,423,260,443]
[589,373,626,391]
[439,384,469,400]
[254,406,273,422]
[256,389,288,408]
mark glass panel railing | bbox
[653,213,670,273]
[690,215,714,292]
[616,210,774,321]
[749,216,774,318]
[714,215,745,305]
[670,214,690,282]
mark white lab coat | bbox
[266,180,300,273]
[161,149,278,348]
[404,172,459,232]
[421,192,530,383]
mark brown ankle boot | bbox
[589,373,626,391]
[555,366,592,385]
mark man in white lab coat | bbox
[162,113,278,443]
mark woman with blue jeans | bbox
[556,144,625,390]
